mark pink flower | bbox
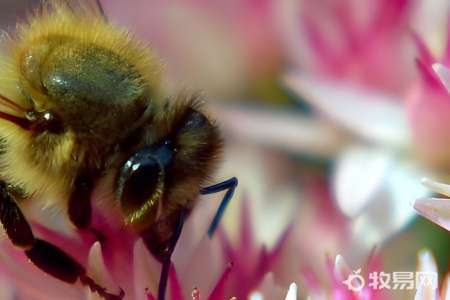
[301,250,388,299]
[261,0,434,252]
[276,0,417,92]
[406,9,450,170]
[0,200,220,299]
[215,196,291,299]
[0,170,296,299]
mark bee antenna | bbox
[95,0,106,19]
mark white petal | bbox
[334,255,354,283]
[285,283,298,300]
[215,143,299,250]
[417,250,438,273]
[412,0,449,55]
[421,178,450,197]
[414,250,439,300]
[249,273,276,299]
[432,63,450,93]
[249,292,263,300]
[413,198,450,232]
[283,70,410,147]
[333,146,393,217]
[86,242,121,297]
[441,274,450,300]
[345,148,431,249]
[209,103,346,158]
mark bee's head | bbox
[114,95,223,258]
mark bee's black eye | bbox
[119,155,161,212]
[116,140,174,229]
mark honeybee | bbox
[0,1,237,299]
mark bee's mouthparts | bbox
[0,93,34,130]
[0,93,63,134]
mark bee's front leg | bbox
[0,181,35,249]
[68,177,93,228]
[0,181,123,300]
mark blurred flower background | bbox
[2,0,450,299]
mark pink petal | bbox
[207,262,233,299]
[174,234,225,297]
[363,248,389,300]
[432,63,450,93]
[283,70,410,147]
[145,291,157,300]
[413,198,450,231]
[0,272,20,299]
[0,240,90,299]
[168,264,184,300]
[412,32,437,69]
[415,58,447,91]
[133,240,161,300]
[248,272,280,299]
[365,247,383,277]
[406,79,450,169]
[86,241,121,297]
[209,103,345,158]
[334,255,356,286]
[299,266,323,297]
[325,255,353,299]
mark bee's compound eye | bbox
[117,153,163,220]
[116,141,174,229]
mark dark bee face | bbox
[116,98,222,258]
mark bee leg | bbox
[25,239,85,283]
[25,240,125,300]
[155,177,238,300]
[0,181,35,249]
[95,0,105,17]
[0,182,123,300]
[156,211,185,300]
[68,178,93,228]
[200,177,238,236]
